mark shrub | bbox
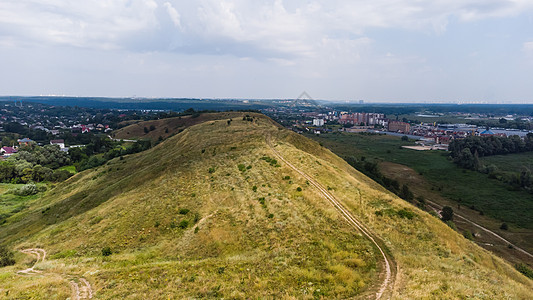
[441,206,454,222]
[267,213,274,218]
[179,208,190,215]
[252,185,257,192]
[500,223,508,230]
[208,167,215,174]
[463,230,474,240]
[14,183,39,196]
[101,247,112,256]
[179,220,189,229]
[396,208,415,220]
[0,245,15,267]
[296,187,302,192]
[238,164,246,172]
[515,263,533,279]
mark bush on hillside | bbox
[13,183,39,196]
[179,220,189,229]
[441,206,454,222]
[0,245,15,267]
[515,263,533,279]
[101,247,112,256]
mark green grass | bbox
[307,132,533,229]
[58,165,77,174]
[481,152,533,173]
[0,184,45,225]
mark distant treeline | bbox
[331,104,533,116]
[450,134,533,192]
[449,134,533,170]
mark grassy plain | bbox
[481,151,533,173]
[0,113,532,298]
[308,132,533,229]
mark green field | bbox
[307,132,533,229]
[0,184,44,224]
[481,152,533,173]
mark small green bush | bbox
[179,220,189,229]
[296,187,302,192]
[463,230,474,240]
[101,247,112,256]
[238,164,246,172]
[179,208,190,215]
[396,208,415,220]
[252,185,257,192]
[500,223,508,230]
[0,245,15,267]
[13,183,39,196]
[515,263,533,279]
[208,167,215,174]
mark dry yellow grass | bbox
[0,112,531,299]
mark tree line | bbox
[449,134,533,170]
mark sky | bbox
[1,0,533,103]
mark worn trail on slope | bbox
[18,248,94,299]
[268,139,396,299]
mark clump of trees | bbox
[450,134,533,193]
[450,134,533,169]
[69,138,151,171]
[0,145,72,183]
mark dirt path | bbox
[425,199,533,259]
[18,248,94,299]
[268,139,396,299]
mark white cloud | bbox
[164,2,182,30]
[524,41,533,52]
[1,0,532,59]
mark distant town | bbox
[266,107,533,152]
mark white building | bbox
[50,139,65,149]
[313,119,325,127]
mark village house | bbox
[50,139,65,149]
[1,146,18,157]
[17,138,35,147]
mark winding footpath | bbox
[268,139,396,299]
[18,248,93,299]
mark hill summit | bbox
[0,112,531,299]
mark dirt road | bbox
[268,140,396,299]
[18,248,94,299]
[425,199,533,259]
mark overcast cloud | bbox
[1,0,532,102]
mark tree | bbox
[399,184,414,202]
[401,135,409,142]
[441,206,454,222]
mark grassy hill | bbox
[112,113,236,142]
[0,113,532,299]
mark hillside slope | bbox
[0,113,531,299]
